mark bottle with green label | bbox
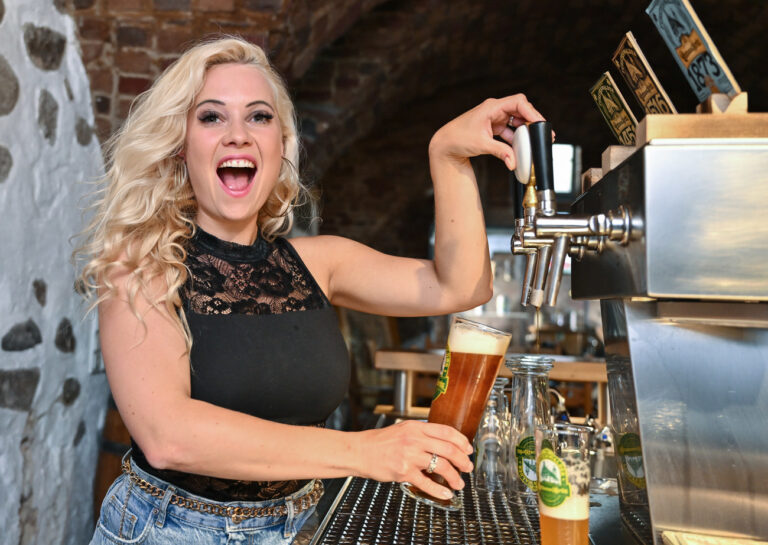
[505,355,553,504]
[607,355,649,507]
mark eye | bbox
[198,110,221,124]
[250,111,274,124]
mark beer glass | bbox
[401,316,512,510]
[505,355,553,505]
[474,377,509,492]
[535,423,591,545]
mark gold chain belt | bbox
[121,458,323,524]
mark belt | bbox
[121,458,323,523]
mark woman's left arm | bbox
[295,94,545,317]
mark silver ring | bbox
[426,453,439,474]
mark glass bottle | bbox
[505,355,553,505]
[473,377,510,492]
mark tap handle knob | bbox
[529,121,555,193]
[512,172,525,220]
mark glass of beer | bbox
[401,316,512,510]
[535,423,591,545]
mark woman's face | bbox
[184,63,284,244]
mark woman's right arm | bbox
[100,268,473,499]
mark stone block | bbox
[157,26,194,54]
[243,0,283,11]
[89,68,113,95]
[195,0,234,11]
[0,55,20,116]
[61,378,81,405]
[116,26,149,47]
[2,320,42,351]
[76,117,94,146]
[0,369,40,410]
[23,24,67,71]
[108,0,145,11]
[116,49,152,74]
[154,0,191,10]
[32,280,46,307]
[94,94,110,114]
[0,146,11,183]
[78,17,110,41]
[55,318,76,353]
[79,41,104,65]
[38,89,59,144]
[118,75,151,95]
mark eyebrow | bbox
[195,99,275,111]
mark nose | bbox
[224,119,251,147]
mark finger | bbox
[421,423,473,454]
[498,94,545,123]
[411,474,455,501]
[430,455,465,490]
[424,442,473,474]
[497,125,515,144]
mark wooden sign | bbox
[590,72,638,146]
[612,31,677,114]
[646,0,740,103]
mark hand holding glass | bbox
[401,316,512,510]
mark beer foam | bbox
[448,322,510,355]
[538,494,590,520]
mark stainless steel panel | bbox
[621,301,768,541]
[572,142,768,301]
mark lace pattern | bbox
[184,228,328,315]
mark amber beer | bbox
[536,423,592,545]
[401,316,512,510]
[539,501,590,545]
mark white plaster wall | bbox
[0,1,108,544]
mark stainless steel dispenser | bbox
[516,130,768,543]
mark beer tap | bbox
[528,121,557,308]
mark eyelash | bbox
[197,111,274,124]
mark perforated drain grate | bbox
[621,505,653,545]
[313,474,540,545]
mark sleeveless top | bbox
[131,226,350,501]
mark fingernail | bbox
[505,155,514,170]
[442,490,453,499]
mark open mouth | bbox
[217,158,256,193]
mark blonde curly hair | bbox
[75,36,310,350]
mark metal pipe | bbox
[520,252,537,307]
[530,245,552,308]
[545,235,571,306]
[535,216,592,236]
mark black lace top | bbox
[132,226,350,501]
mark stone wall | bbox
[0,1,107,543]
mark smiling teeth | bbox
[219,159,255,168]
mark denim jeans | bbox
[90,457,319,545]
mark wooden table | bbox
[373,349,608,424]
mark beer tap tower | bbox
[512,117,768,543]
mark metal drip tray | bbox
[310,474,540,545]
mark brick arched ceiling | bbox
[294,0,768,180]
[68,0,767,185]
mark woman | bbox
[77,36,545,544]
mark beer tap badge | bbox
[612,32,677,114]
[646,0,741,103]
[590,72,638,146]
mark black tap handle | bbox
[529,121,554,192]
[512,173,524,219]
